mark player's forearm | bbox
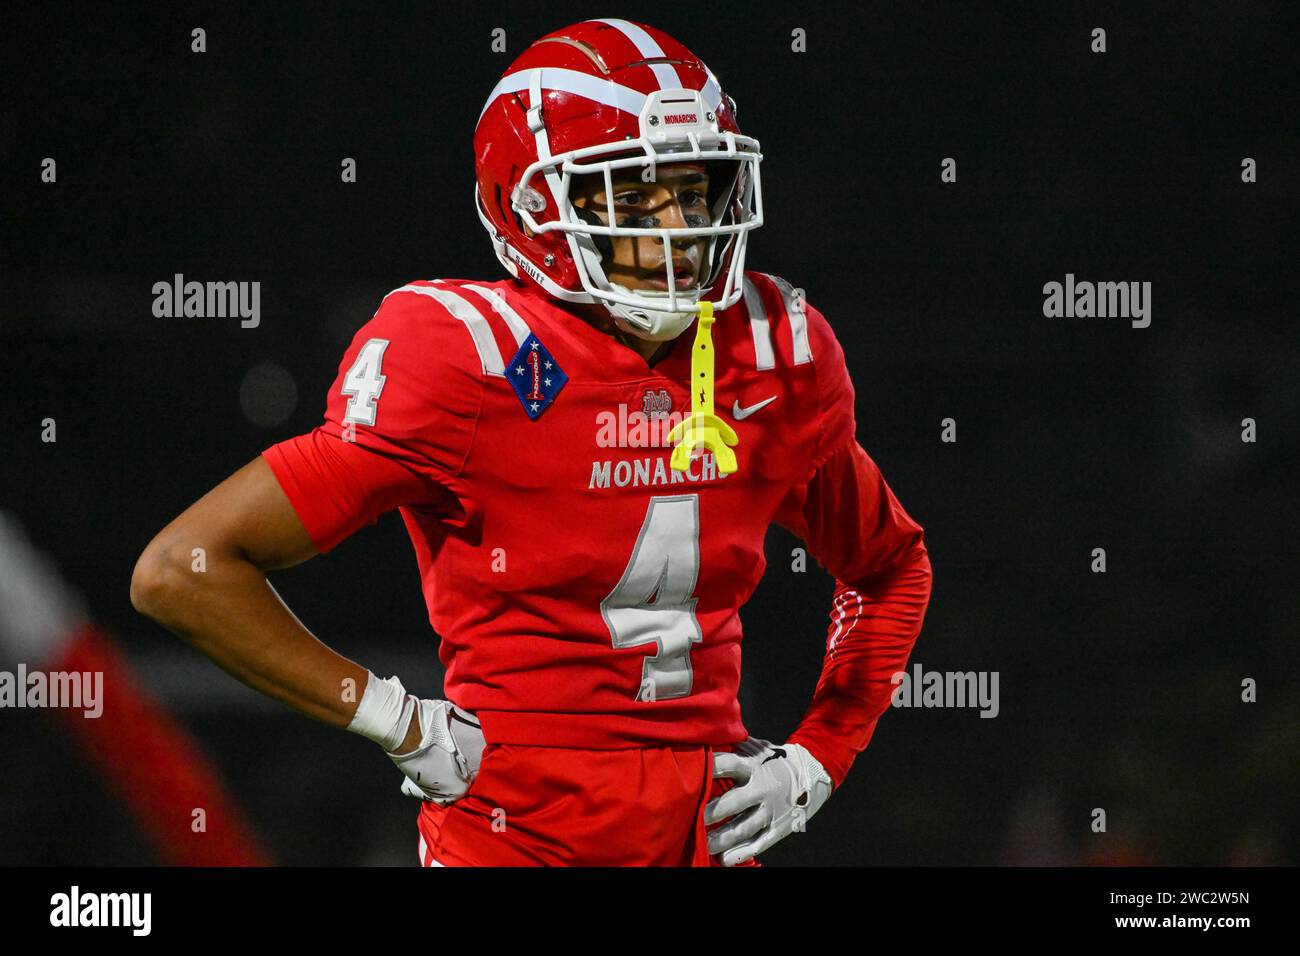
[131,545,367,729]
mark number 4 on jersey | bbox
[342,338,390,426]
[600,495,703,702]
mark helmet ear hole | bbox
[494,183,526,236]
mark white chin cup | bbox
[607,296,700,342]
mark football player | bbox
[131,18,932,867]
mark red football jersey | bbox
[263,270,931,786]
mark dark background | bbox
[3,1,1297,865]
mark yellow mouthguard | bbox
[666,300,739,474]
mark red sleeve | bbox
[775,300,933,789]
[262,287,484,554]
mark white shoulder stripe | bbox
[461,284,533,347]
[591,18,684,90]
[385,284,505,377]
[743,276,775,371]
[762,273,812,366]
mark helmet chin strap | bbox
[607,295,700,341]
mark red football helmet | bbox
[474,18,764,340]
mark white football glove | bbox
[347,671,486,805]
[704,736,834,866]
[390,697,486,803]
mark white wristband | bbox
[348,672,415,752]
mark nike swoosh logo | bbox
[732,396,777,420]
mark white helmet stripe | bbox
[590,18,684,90]
[700,68,725,115]
[478,67,647,123]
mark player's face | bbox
[571,162,711,293]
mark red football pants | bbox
[416,742,760,867]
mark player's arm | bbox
[707,440,932,864]
[129,455,420,744]
[779,438,933,785]
[775,296,932,786]
[132,288,488,801]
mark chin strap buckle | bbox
[666,300,739,474]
